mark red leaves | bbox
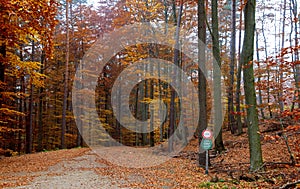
[263,134,280,141]
[285,125,300,132]
[281,109,300,121]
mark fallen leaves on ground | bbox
[0,148,89,188]
[0,128,299,189]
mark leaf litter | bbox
[0,128,299,188]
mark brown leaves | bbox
[1,129,300,189]
[0,148,89,188]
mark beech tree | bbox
[198,0,208,167]
[212,0,225,153]
[241,0,263,171]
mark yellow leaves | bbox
[0,108,25,117]
[118,0,165,24]
[1,0,58,59]
[5,52,46,87]
[0,126,22,133]
[139,97,154,104]
[102,109,113,115]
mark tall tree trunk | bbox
[26,41,35,154]
[212,0,225,153]
[149,45,155,147]
[117,83,122,144]
[76,60,83,147]
[62,0,70,149]
[228,0,236,134]
[261,7,272,118]
[171,0,177,25]
[37,51,45,152]
[241,0,263,171]
[18,45,25,154]
[198,0,208,167]
[143,67,148,146]
[255,30,265,119]
[0,42,5,151]
[291,0,299,109]
[235,3,243,134]
[159,0,169,142]
[149,80,155,147]
[277,0,287,112]
[134,87,140,146]
[0,43,5,109]
[169,0,183,152]
[137,79,147,146]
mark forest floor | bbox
[0,124,300,189]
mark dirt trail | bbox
[0,149,137,189]
[1,131,299,189]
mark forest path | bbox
[1,130,299,189]
[0,147,204,189]
[9,152,125,189]
[0,149,146,189]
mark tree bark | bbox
[26,41,35,154]
[37,51,45,152]
[198,0,208,167]
[235,4,243,134]
[291,0,300,109]
[278,0,287,112]
[255,30,265,119]
[0,43,5,109]
[62,0,70,149]
[212,0,225,153]
[228,0,237,134]
[168,0,183,152]
[241,0,263,171]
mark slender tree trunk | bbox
[291,0,300,109]
[0,43,5,109]
[160,0,168,142]
[76,60,83,147]
[149,80,155,147]
[138,79,147,146]
[241,0,263,171]
[278,0,287,112]
[62,0,70,149]
[18,45,25,154]
[134,87,140,146]
[212,0,225,153]
[169,0,183,152]
[149,46,155,147]
[143,68,148,146]
[235,3,243,134]
[255,30,265,119]
[26,41,35,154]
[0,42,5,151]
[261,7,272,118]
[171,0,177,25]
[37,51,45,152]
[198,0,208,167]
[26,84,34,154]
[228,0,237,134]
[117,82,122,144]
